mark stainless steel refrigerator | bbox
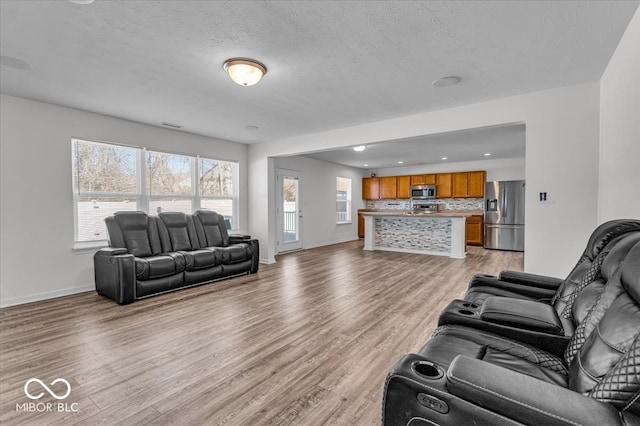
[484,180,525,251]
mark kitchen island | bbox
[360,210,481,259]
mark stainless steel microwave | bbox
[410,185,437,199]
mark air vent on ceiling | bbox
[161,122,183,129]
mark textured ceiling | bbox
[0,1,637,145]
[302,124,525,169]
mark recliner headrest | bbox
[114,211,148,230]
[585,219,640,260]
[158,212,187,227]
[600,233,640,281]
[194,210,219,225]
[621,241,640,304]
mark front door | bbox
[276,169,302,253]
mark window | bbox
[147,151,193,214]
[72,140,141,243]
[336,177,352,223]
[199,158,238,229]
[72,138,239,245]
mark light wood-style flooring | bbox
[0,241,523,425]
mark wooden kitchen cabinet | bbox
[453,173,469,197]
[436,173,452,198]
[410,174,436,185]
[379,176,397,199]
[358,210,365,238]
[397,175,411,199]
[466,215,484,246]
[453,171,486,198]
[468,171,486,197]
[362,177,380,200]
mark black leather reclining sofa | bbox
[94,210,259,304]
[383,219,640,426]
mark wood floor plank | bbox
[0,241,523,425]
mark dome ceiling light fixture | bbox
[223,58,267,87]
[353,145,366,152]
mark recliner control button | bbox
[417,393,449,414]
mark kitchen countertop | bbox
[359,209,483,218]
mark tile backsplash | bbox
[366,198,483,211]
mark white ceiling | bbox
[302,124,525,169]
[0,1,637,146]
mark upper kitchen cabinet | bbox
[436,173,452,198]
[453,171,486,198]
[397,175,411,199]
[379,176,398,199]
[468,171,486,197]
[410,174,436,185]
[362,177,380,200]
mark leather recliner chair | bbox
[465,219,640,305]
[436,232,640,357]
[94,210,259,304]
[382,240,640,425]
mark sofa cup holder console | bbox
[412,361,444,380]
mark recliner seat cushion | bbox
[218,244,250,264]
[135,255,181,280]
[179,248,221,271]
[419,325,568,387]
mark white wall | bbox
[274,156,365,250]
[249,82,600,277]
[0,95,248,307]
[376,157,525,182]
[598,7,640,222]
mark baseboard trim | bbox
[0,284,95,308]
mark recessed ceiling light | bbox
[363,164,369,167]
[432,76,460,88]
[441,157,448,160]
[484,153,491,156]
[67,0,94,4]
[353,145,366,152]
[397,161,404,164]
[0,55,31,71]
[245,125,259,131]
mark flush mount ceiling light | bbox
[484,153,492,156]
[397,161,404,164]
[353,145,366,152]
[223,58,267,86]
[432,76,460,88]
[441,157,448,160]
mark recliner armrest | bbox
[229,234,252,243]
[480,296,564,335]
[446,355,634,426]
[498,270,564,290]
[96,247,128,256]
[468,275,557,300]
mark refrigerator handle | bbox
[501,186,507,217]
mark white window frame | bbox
[72,138,240,249]
[336,176,352,224]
